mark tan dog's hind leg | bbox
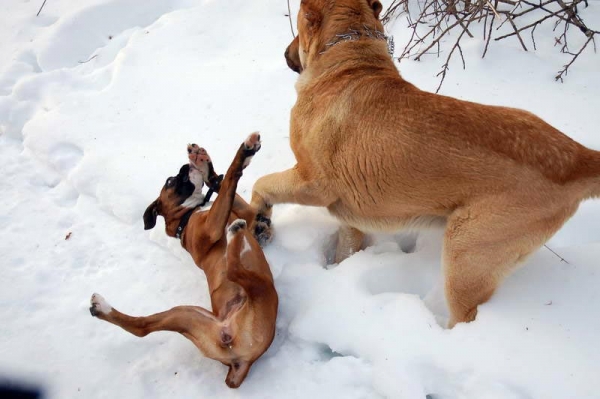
[443,200,578,328]
[335,225,365,263]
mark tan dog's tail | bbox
[578,149,600,199]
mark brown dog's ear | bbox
[225,361,252,388]
[143,199,159,230]
[367,0,383,19]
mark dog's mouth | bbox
[285,43,303,74]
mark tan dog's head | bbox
[143,163,203,236]
[284,0,384,73]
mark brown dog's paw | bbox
[187,144,211,178]
[242,133,261,169]
[89,293,112,319]
[243,132,261,153]
[187,144,211,164]
[227,219,247,243]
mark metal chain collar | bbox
[321,25,395,57]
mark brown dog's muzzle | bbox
[284,36,303,74]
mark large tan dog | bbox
[251,0,600,327]
[90,133,277,388]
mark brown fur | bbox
[91,134,277,388]
[251,0,600,327]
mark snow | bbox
[1,0,599,398]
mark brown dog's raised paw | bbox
[188,144,211,166]
[89,293,112,318]
[188,144,212,179]
[243,132,261,153]
[241,133,261,169]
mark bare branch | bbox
[287,0,296,38]
[384,0,598,84]
[555,34,595,82]
[37,0,48,17]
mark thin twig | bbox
[482,12,496,57]
[495,11,559,41]
[436,14,475,92]
[286,0,296,38]
[544,244,570,264]
[37,0,48,17]
[486,0,501,18]
[531,23,538,50]
[384,0,598,84]
[78,54,98,64]
[381,0,406,25]
[555,34,594,81]
[508,14,529,50]
[512,0,557,18]
[414,18,466,61]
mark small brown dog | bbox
[251,0,600,327]
[90,133,277,388]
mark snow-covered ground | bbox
[1,0,599,398]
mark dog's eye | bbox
[182,175,189,183]
[165,177,175,187]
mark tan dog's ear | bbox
[367,0,383,19]
[301,0,322,31]
[305,10,321,29]
[143,199,159,230]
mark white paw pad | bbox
[90,293,112,316]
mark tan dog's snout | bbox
[285,36,302,74]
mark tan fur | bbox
[251,0,600,327]
[92,135,277,388]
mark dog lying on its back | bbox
[250,0,600,327]
[90,133,277,388]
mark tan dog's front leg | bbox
[251,167,337,245]
[251,165,336,220]
[335,225,364,263]
[251,166,333,215]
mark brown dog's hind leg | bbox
[226,219,248,261]
[89,294,220,350]
[335,225,364,263]
[225,219,275,298]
